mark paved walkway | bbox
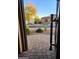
[19,32,56,59]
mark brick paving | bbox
[19,32,56,59]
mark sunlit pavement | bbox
[19,32,56,59]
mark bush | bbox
[34,20,40,24]
[26,28,30,35]
[36,28,43,33]
[26,25,30,35]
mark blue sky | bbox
[23,0,56,17]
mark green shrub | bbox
[36,28,43,33]
[34,20,40,24]
[26,28,30,35]
[26,25,30,35]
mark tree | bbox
[34,16,41,24]
[25,3,37,23]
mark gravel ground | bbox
[19,31,56,59]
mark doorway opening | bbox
[18,0,60,59]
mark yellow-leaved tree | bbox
[25,3,37,23]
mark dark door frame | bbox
[18,0,28,53]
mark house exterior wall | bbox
[40,15,56,24]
